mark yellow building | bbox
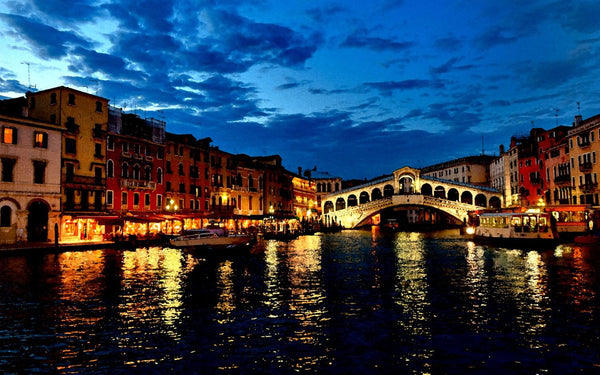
[27,87,110,241]
[0,113,62,244]
[567,114,600,205]
[291,171,317,221]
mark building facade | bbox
[0,114,62,244]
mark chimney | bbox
[298,167,302,175]
[574,115,583,127]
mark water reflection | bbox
[0,232,599,373]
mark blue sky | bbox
[1,0,599,179]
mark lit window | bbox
[2,127,17,144]
[34,132,48,148]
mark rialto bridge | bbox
[322,166,502,229]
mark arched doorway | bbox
[28,201,49,242]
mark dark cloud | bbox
[490,100,511,107]
[556,1,600,34]
[67,47,146,81]
[306,5,346,23]
[433,36,463,52]
[429,57,475,75]
[341,29,415,52]
[0,13,91,59]
[474,26,519,50]
[364,79,445,95]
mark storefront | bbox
[61,215,122,243]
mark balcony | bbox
[579,162,593,172]
[578,140,591,149]
[579,182,598,193]
[64,175,105,187]
[121,179,157,190]
[553,175,571,185]
[65,122,80,134]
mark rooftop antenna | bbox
[21,61,34,89]
[481,135,485,155]
[577,101,581,116]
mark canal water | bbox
[0,229,598,374]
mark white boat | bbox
[468,210,557,246]
[170,229,256,251]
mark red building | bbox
[106,108,166,236]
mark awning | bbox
[63,214,123,226]
[123,214,165,223]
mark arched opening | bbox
[359,191,370,204]
[324,201,334,214]
[383,184,394,197]
[372,188,383,200]
[448,188,459,201]
[28,201,49,242]
[0,206,11,227]
[399,176,415,194]
[336,197,346,211]
[475,194,487,207]
[461,191,473,204]
[434,186,446,199]
[421,184,433,196]
[348,194,358,207]
[489,196,501,209]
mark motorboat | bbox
[169,228,256,252]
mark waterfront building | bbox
[256,155,294,219]
[537,126,570,205]
[291,168,318,221]
[421,155,495,186]
[567,114,600,205]
[489,145,510,207]
[106,108,167,236]
[231,155,265,225]
[164,133,213,233]
[309,168,342,217]
[0,112,62,244]
[25,87,110,242]
[206,145,236,225]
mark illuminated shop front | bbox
[61,215,122,243]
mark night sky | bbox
[1,0,599,179]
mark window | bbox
[166,161,172,174]
[122,192,127,206]
[133,193,140,206]
[122,142,129,152]
[95,143,102,158]
[157,168,163,184]
[1,158,16,182]
[166,181,171,191]
[30,96,36,109]
[179,183,185,193]
[107,136,115,150]
[33,160,46,184]
[68,93,75,105]
[157,148,164,159]
[50,93,57,105]
[66,163,74,182]
[95,101,102,112]
[179,163,184,175]
[145,166,152,181]
[0,206,11,227]
[2,127,17,144]
[134,144,140,155]
[145,194,150,207]
[107,190,113,206]
[65,138,76,154]
[133,164,141,180]
[107,160,114,178]
[34,131,48,148]
[157,194,163,208]
[121,162,129,178]
[50,114,56,124]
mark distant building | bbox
[568,114,600,205]
[421,155,495,186]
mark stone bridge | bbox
[322,166,502,228]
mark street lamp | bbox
[166,199,178,234]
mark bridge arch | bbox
[359,191,370,204]
[335,197,346,210]
[421,183,432,196]
[372,188,382,200]
[434,186,446,199]
[383,184,394,197]
[489,196,501,208]
[461,191,473,204]
[475,193,487,207]
[448,188,459,201]
[324,201,334,214]
[348,194,358,207]
[398,174,416,194]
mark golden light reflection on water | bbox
[215,260,235,315]
[392,232,432,366]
